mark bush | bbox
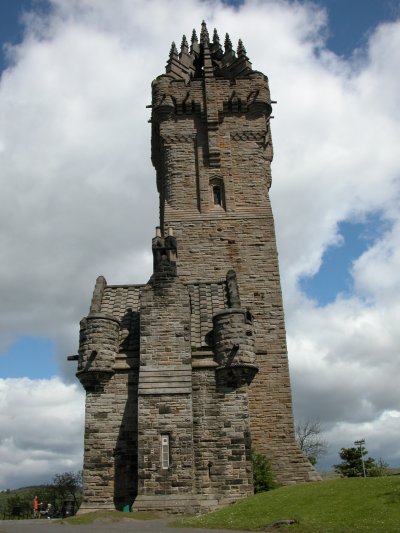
[251,451,277,493]
[3,494,31,518]
[368,459,389,477]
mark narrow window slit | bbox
[210,177,226,209]
[213,185,222,205]
[161,434,170,469]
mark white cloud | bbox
[323,410,400,470]
[352,218,400,302]
[0,0,399,483]
[0,378,84,489]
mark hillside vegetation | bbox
[175,476,400,532]
[0,486,45,518]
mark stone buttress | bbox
[71,22,319,515]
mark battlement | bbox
[151,22,272,119]
[152,22,273,176]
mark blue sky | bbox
[299,0,399,55]
[1,0,399,66]
[299,212,391,303]
[0,0,399,485]
[224,0,399,56]
[0,0,396,380]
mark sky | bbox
[0,0,399,489]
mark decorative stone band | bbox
[138,365,192,395]
[161,133,196,144]
[165,209,274,222]
[230,131,266,142]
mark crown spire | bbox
[191,28,199,55]
[224,33,233,52]
[169,41,178,60]
[180,34,189,54]
[200,20,210,45]
[161,24,254,80]
[237,38,246,56]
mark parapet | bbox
[151,22,273,173]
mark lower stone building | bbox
[69,22,320,514]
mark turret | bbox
[76,276,120,389]
[213,270,258,387]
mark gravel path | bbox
[0,518,253,533]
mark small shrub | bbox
[251,450,277,493]
[369,459,389,477]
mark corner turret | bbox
[76,276,120,390]
[213,270,258,386]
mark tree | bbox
[38,470,83,516]
[334,446,378,477]
[251,451,277,493]
[295,419,328,465]
[51,470,83,508]
[4,494,26,518]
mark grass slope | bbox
[175,477,400,532]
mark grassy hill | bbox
[0,486,45,506]
[175,476,400,532]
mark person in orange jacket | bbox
[33,495,39,518]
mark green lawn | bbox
[174,476,400,532]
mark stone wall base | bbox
[77,502,117,515]
[132,494,219,514]
[78,494,222,515]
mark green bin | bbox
[122,504,131,513]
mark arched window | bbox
[210,177,225,209]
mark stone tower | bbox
[70,23,319,514]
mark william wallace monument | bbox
[70,22,319,513]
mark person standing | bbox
[32,495,39,519]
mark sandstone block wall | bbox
[79,372,138,511]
